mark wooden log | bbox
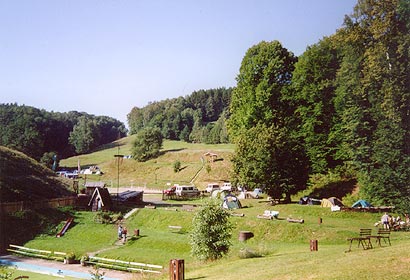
[257,215,272,220]
[286,218,304,224]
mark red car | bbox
[164,186,176,195]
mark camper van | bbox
[175,185,200,197]
[206,183,220,193]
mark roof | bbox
[85,181,106,188]
[88,187,112,207]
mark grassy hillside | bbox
[60,137,235,191]
[23,199,410,279]
[0,146,74,202]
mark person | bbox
[118,225,123,240]
[381,212,390,229]
[122,227,128,243]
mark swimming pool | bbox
[0,257,120,280]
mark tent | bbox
[321,197,344,208]
[352,199,372,208]
[222,194,242,209]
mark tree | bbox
[334,0,410,210]
[190,199,232,261]
[228,40,308,198]
[231,123,308,201]
[291,37,341,174]
[131,127,163,162]
[69,116,99,154]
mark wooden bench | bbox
[347,229,373,252]
[371,228,391,247]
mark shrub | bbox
[190,199,232,261]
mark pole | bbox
[114,144,124,207]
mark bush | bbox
[190,199,232,261]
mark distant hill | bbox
[59,137,235,191]
[0,146,74,202]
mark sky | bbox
[0,0,357,127]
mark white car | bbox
[221,182,232,191]
[206,183,220,193]
[175,185,200,197]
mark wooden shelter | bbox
[88,187,112,211]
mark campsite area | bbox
[4,194,410,280]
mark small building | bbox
[84,181,106,196]
[88,187,112,211]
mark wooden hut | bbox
[88,187,112,211]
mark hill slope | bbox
[0,146,74,202]
[59,137,235,191]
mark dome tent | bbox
[352,199,372,208]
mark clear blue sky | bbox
[1,0,357,126]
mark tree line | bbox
[229,0,410,211]
[0,103,127,163]
[127,87,232,144]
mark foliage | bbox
[190,199,233,261]
[0,265,14,280]
[89,267,105,280]
[94,211,123,224]
[127,87,232,144]
[131,127,163,162]
[39,151,59,170]
[0,103,127,160]
[173,160,181,173]
[228,40,308,200]
[332,0,410,211]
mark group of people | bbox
[118,224,128,243]
[381,212,410,230]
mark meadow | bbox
[22,198,410,280]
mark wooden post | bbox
[318,217,322,224]
[238,231,254,241]
[310,240,318,251]
[169,259,184,280]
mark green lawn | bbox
[19,198,410,279]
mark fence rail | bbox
[0,196,77,214]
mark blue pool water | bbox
[0,258,120,280]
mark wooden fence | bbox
[0,196,77,214]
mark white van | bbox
[221,182,232,191]
[175,185,200,197]
[206,183,220,193]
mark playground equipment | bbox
[56,218,73,237]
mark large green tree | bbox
[334,0,410,210]
[131,127,163,162]
[228,40,308,200]
[291,37,342,174]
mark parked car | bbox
[164,185,176,195]
[206,183,220,193]
[221,182,232,191]
[175,185,200,197]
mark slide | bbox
[56,218,73,238]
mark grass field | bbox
[59,138,235,191]
[20,198,410,280]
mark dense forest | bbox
[0,103,127,161]
[229,0,410,211]
[127,87,232,144]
